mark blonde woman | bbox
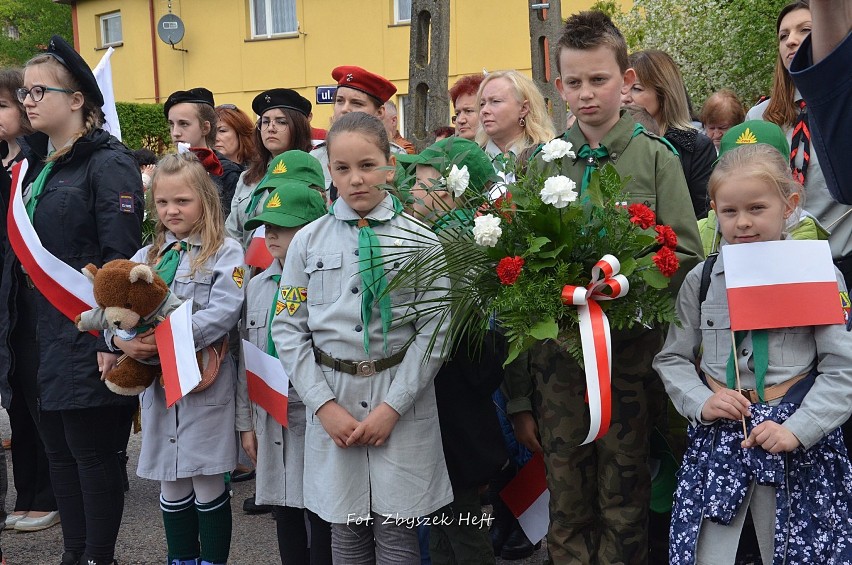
[623,50,716,218]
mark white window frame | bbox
[250,0,298,39]
[394,0,411,24]
[99,12,122,47]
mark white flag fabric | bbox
[92,47,121,141]
[156,299,201,407]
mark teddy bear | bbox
[75,259,183,396]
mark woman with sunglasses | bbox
[0,36,143,565]
[225,88,314,250]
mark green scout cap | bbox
[244,183,327,230]
[718,120,790,159]
[259,150,325,190]
[396,137,495,194]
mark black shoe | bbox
[231,468,256,483]
[242,495,272,515]
[60,551,80,565]
[500,528,538,561]
[489,523,511,556]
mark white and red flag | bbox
[500,452,550,544]
[722,240,844,330]
[244,225,273,269]
[6,160,96,325]
[156,299,202,407]
[241,339,289,427]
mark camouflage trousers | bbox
[529,329,666,565]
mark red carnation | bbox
[653,247,680,278]
[497,256,525,285]
[654,225,678,249]
[628,203,656,229]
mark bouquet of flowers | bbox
[388,138,680,367]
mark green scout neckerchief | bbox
[155,241,189,286]
[329,195,405,356]
[245,179,272,215]
[26,161,56,221]
[726,330,769,402]
[432,208,475,235]
[577,144,608,195]
[268,273,281,358]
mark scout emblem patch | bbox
[278,285,307,315]
[841,290,850,326]
[119,193,135,213]
[232,266,245,288]
[736,128,758,145]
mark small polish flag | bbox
[242,339,289,427]
[156,299,202,408]
[244,226,273,269]
[500,452,550,544]
[723,240,844,330]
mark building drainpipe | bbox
[149,0,161,103]
[70,3,80,50]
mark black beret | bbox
[252,88,312,117]
[163,87,215,118]
[45,35,104,107]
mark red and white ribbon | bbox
[561,254,629,445]
[6,160,96,323]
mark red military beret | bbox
[331,65,397,104]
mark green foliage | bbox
[0,0,71,66]
[615,0,791,109]
[116,102,171,153]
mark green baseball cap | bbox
[258,150,325,190]
[718,120,790,159]
[244,182,327,230]
[396,137,496,194]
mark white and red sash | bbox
[6,160,96,321]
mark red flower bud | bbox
[497,256,525,285]
[653,247,680,278]
[628,203,656,229]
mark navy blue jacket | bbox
[791,32,852,205]
[0,129,143,410]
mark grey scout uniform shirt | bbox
[134,233,245,480]
[653,254,852,450]
[271,192,453,523]
[236,259,308,508]
[225,170,261,251]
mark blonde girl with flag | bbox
[272,112,452,564]
[110,153,244,565]
[653,143,852,564]
[0,35,143,565]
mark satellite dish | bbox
[157,13,185,46]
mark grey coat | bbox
[272,193,453,523]
[235,259,307,507]
[135,233,245,480]
[653,254,852,449]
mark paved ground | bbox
[0,411,546,564]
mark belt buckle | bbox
[355,360,376,377]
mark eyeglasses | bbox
[451,108,477,124]
[15,85,75,103]
[257,117,289,130]
[216,104,238,110]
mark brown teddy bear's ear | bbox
[129,264,155,284]
[81,264,98,282]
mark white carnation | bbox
[472,214,502,247]
[446,164,470,197]
[540,139,576,162]
[540,176,578,209]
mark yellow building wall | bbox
[71,0,612,128]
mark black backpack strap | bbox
[699,253,719,306]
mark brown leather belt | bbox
[706,373,807,403]
[313,346,408,377]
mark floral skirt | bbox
[670,402,852,565]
